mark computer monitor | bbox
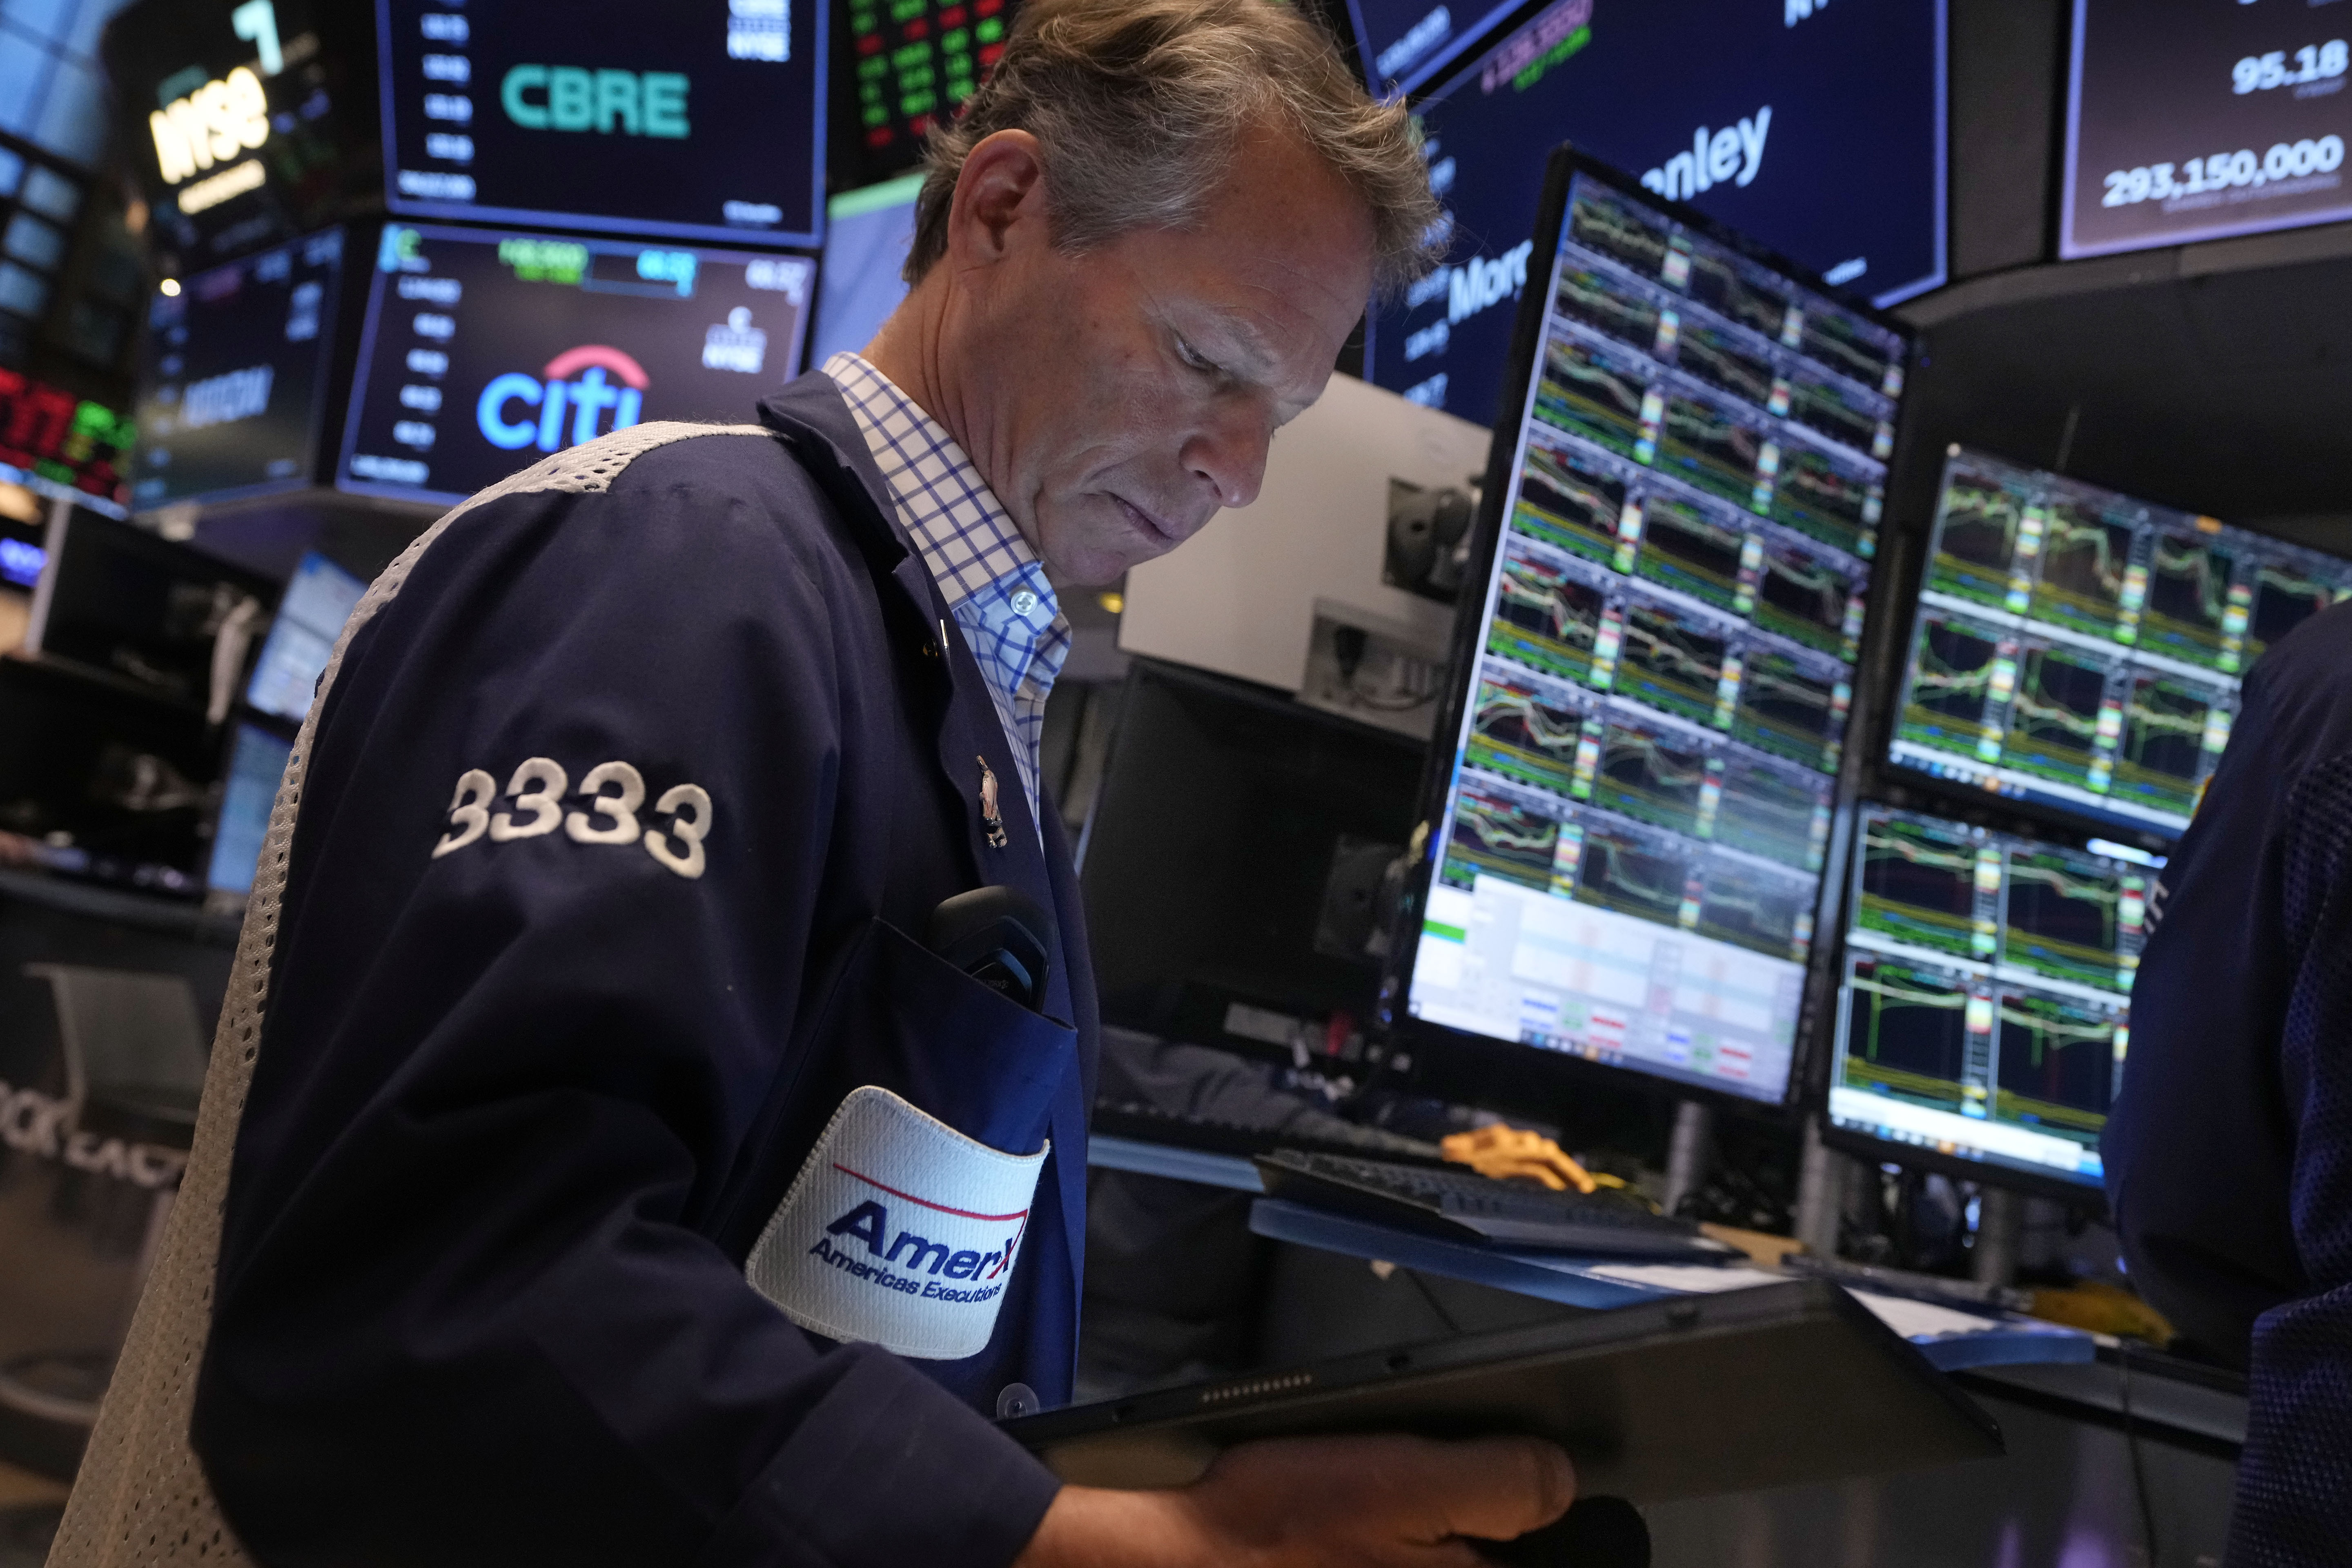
[244,551,367,723]
[1382,147,1913,1114]
[1825,802,2156,1198]
[376,0,825,247]
[131,229,348,512]
[1365,0,1944,429]
[205,721,295,899]
[23,507,277,712]
[1344,0,1524,96]
[809,175,921,366]
[1887,446,2352,841]
[833,0,1016,187]
[1080,659,1427,1060]
[336,225,816,508]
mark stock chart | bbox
[1406,165,1906,1108]
[1830,805,2143,1189]
[1890,445,2349,837]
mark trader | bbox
[2107,601,2352,1564]
[53,2,1576,1565]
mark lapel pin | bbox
[978,756,1008,849]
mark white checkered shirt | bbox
[824,352,1071,835]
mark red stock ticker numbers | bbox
[847,0,1013,162]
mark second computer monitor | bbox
[1827,802,2152,1196]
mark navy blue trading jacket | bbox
[2107,602,2352,1565]
[189,374,1093,1566]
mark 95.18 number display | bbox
[2065,0,2352,258]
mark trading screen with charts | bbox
[1829,804,2154,1189]
[1404,165,1908,1106]
[1890,446,2352,838]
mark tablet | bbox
[1004,1280,2001,1503]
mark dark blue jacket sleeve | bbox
[190,447,1059,1568]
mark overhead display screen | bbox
[131,228,345,512]
[337,225,814,508]
[1368,0,1943,429]
[104,0,378,270]
[1346,0,1525,96]
[2063,0,2352,258]
[377,0,825,246]
[1829,804,2151,1192]
[835,0,1015,186]
[1398,156,1911,1110]
[1889,446,2352,840]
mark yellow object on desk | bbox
[1441,1124,1597,1193]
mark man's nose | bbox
[1178,403,1273,516]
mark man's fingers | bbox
[1408,1437,1577,1542]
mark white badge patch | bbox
[744,1085,1048,1360]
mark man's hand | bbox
[1016,1434,1576,1567]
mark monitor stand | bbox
[1661,1099,1714,1218]
[1971,1187,2025,1287]
[1793,1115,1852,1256]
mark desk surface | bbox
[1086,1134,2096,1374]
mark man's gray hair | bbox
[904,0,1441,298]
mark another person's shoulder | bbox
[2250,601,2352,779]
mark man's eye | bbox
[1175,336,1218,374]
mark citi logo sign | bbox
[476,345,648,452]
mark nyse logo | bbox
[1642,107,1773,201]
[476,345,647,452]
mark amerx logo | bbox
[476,344,648,452]
[744,1085,1048,1359]
[809,1162,1027,1308]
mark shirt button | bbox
[996,1382,1040,1419]
[1009,590,1039,618]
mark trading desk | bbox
[1089,1134,2091,1370]
[1085,1133,2242,1565]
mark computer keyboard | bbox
[1093,1099,1449,1166]
[1254,1149,1737,1261]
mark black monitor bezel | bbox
[1374,142,1919,1126]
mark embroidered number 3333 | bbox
[432,759,713,879]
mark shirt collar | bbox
[822,350,1056,623]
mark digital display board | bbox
[1889,446,2352,840]
[1368,0,1943,430]
[0,381,134,520]
[1395,155,1911,1110]
[2063,0,2352,258]
[378,0,825,246]
[1829,804,2156,1193]
[1346,0,1524,96]
[104,0,379,269]
[337,225,815,508]
[131,228,345,512]
[836,0,1015,186]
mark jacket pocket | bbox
[713,915,1077,1257]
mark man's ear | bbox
[947,129,1048,269]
